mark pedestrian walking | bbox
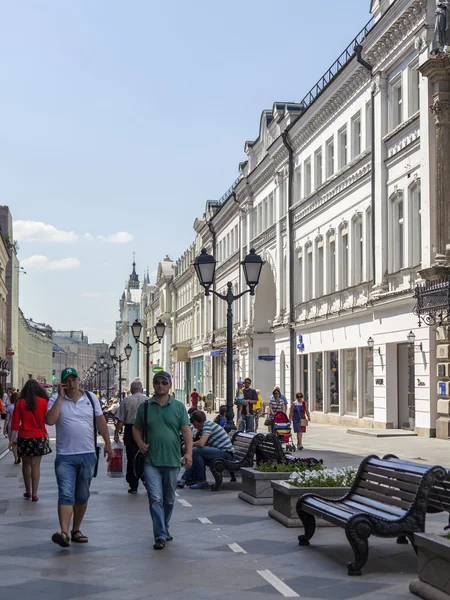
[133,371,192,550]
[254,389,264,432]
[182,410,233,489]
[45,367,112,548]
[190,388,199,409]
[114,380,147,494]
[3,391,19,464]
[238,377,257,433]
[206,390,215,412]
[289,392,311,450]
[11,380,51,501]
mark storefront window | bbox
[329,351,339,413]
[312,352,323,411]
[343,349,357,415]
[362,348,374,418]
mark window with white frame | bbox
[408,59,420,116]
[390,191,405,272]
[268,193,274,227]
[262,198,268,232]
[365,101,372,149]
[410,182,422,266]
[314,148,323,189]
[390,73,403,129]
[316,238,324,297]
[257,203,263,236]
[230,229,234,254]
[366,208,373,281]
[234,224,239,251]
[351,112,361,159]
[297,250,303,304]
[326,137,334,179]
[327,232,336,294]
[353,214,364,285]
[341,226,349,289]
[295,166,302,203]
[338,125,348,169]
[305,244,313,301]
[304,159,312,197]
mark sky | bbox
[0,0,371,343]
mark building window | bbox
[365,101,372,149]
[338,125,348,169]
[257,204,263,236]
[296,251,303,304]
[390,74,403,129]
[410,183,422,266]
[329,351,339,413]
[366,208,373,281]
[306,245,313,301]
[391,192,404,271]
[268,194,274,227]
[312,352,323,412]
[316,239,324,298]
[362,347,374,418]
[409,60,420,116]
[351,112,361,159]
[341,227,349,289]
[314,149,323,189]
[327,233,336,294]
[326,137,334,179]
[353,215,364,285]
[295,166,302,203]
[262,198,268,232]
[343,348,357,415]
[304,159,312,197]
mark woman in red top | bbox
[11,379,51,501]
[289,392,311,451]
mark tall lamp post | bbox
[109,343,132,401]
[99,355,113,401]
[193,247,264,432]
[131,319,166,396]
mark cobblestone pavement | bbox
[0,424,448,599]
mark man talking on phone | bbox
[45,367,112,548]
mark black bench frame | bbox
[255,433,295,465]
[296,453,446,576]
[210,432,264,491]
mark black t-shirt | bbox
[241,387,257,415]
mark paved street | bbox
[1,423,448,599]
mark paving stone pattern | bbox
[0,424,449,599]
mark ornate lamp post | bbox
[109,343,132,402]
[193,247,264,432]
[131,319,166,396]
[99,355,113,401]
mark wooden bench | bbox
[255,433,295,464]
[296,454,446,576]
[210,432,264,491]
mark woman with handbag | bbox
[11,379,51,501]
[289,392,310,451]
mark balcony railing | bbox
[413,278,450,327]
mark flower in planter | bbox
[289,466,357,488]
[255,458,324,473]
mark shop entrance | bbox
[397,343,415,430]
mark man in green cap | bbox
[46,367,112,548]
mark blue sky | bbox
[0,0,371,342]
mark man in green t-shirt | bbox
[133,371,192,550]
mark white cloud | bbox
[14,220,78,243]
[21,255,81,271]
[81,292,101,298]
[85,231,133,244]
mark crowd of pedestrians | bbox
[1,368,311,550]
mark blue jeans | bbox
[143,463,179,542]
[55,453,96,506]
[239,414,254,433]
[184,447,233,483]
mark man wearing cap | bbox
[45,367,112,548]
[133,371,192,550]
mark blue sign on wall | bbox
[297,334,305,353]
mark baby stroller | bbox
[273,412,296,452]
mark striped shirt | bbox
[202,420,233,452]
[269,396,285,414]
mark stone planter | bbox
[268,480,350,528]
[238,467,293,505]
[410,533,450,600]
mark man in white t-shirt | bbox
[45,367,112,548]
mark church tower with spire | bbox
[128,253,140,290]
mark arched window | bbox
[390,190,404,272]
[352,213,363,286]
[305,243,313,301]
[326,229,336,294]
[315,236,324,297]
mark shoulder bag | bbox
[86,392,101,477]
[133,400,148,481]
[31,402,52,455]
[300,401,309,428]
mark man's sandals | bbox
[51,530,88,547]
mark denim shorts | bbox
[55,453,96,506]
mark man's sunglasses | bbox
[154,380,170,386]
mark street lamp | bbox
[193,247,264,432]
[131,319,166,396]
[109,343,133,401]
[407,331,423,352]
[367,337,381,356]
[99,355,113,401]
